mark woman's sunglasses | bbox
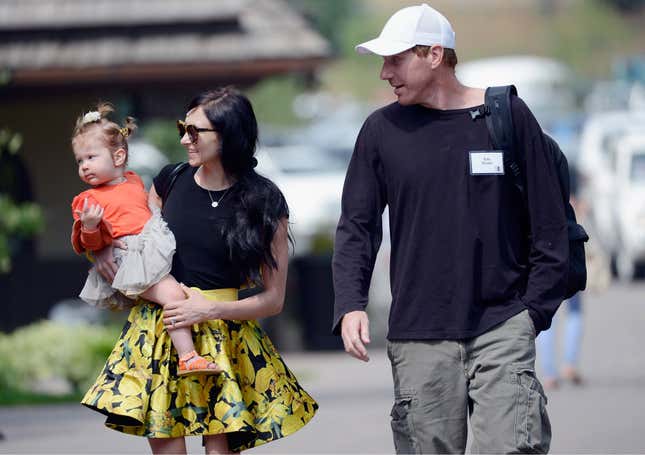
[176,120,216,144]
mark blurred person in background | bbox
[83,88,317,454]
[538,291,583,389]
[333,3,568,453]
[538,165,585,389]
[538,164,610,389]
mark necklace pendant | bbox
[211,201,218,208]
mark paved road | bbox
[1,281,644,454]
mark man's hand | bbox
[75,197,104,231]
[341,310,371,362]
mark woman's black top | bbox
[153,164,243,289]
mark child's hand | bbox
[75,197,104,230]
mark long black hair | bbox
[188,87,291,285]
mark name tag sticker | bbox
[469,151,504,175]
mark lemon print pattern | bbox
[81,288,318,452]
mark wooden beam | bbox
[7,58,329,87]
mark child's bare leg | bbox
[141,276,195,356]
[141,276,221,374]
[139,274,184,306]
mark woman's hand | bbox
[163,284,222,329]
[93,239,127,282]
[160,217,290,327]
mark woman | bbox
[82,87,318,454]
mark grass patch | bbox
[0,387,83,406]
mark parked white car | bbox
[576,110,645,257]
[608,134,645,280]
[256,144,394,343]
[255,144,347,256]
[457,55,577,127]
[127,139,169,190]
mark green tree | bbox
[141,120,186,163]
[0,129,44,273]
[598,0,645,12]
[286,0,357,53]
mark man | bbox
[332,3,568,453]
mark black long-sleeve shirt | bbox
[332,97,568,340]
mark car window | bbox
[602,131,625,160]
[268,146,347,174]
[630,151,645,183]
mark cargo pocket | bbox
[390,390,418,454]
[511,365,551,453]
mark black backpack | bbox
[484,85,589,300]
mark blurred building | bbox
[0,0,330,331]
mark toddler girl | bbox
[70,103,221,376]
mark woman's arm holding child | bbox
[162,217,289,328]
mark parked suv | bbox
[608,133,645,280]
[577,110,645,265]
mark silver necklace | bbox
[207,187,230,208]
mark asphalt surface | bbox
[1,281,644,454]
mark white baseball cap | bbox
[355,3,456,56]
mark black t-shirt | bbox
[153,164,244,289]
[332,97,568,339]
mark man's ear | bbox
[113,148,127,167]
[430,45,444,69]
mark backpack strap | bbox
[484,85,524,195]
[162,162,189,203]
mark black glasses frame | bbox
[177,120,216,144]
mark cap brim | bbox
[355,37,414,56]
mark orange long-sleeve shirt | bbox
[70,171,151,254]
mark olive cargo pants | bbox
[387,310,551,454]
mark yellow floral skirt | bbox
[81,288,318,452]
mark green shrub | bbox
[1,128,45,273]
[0,321,121,394]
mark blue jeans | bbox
[537,293,583,378]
